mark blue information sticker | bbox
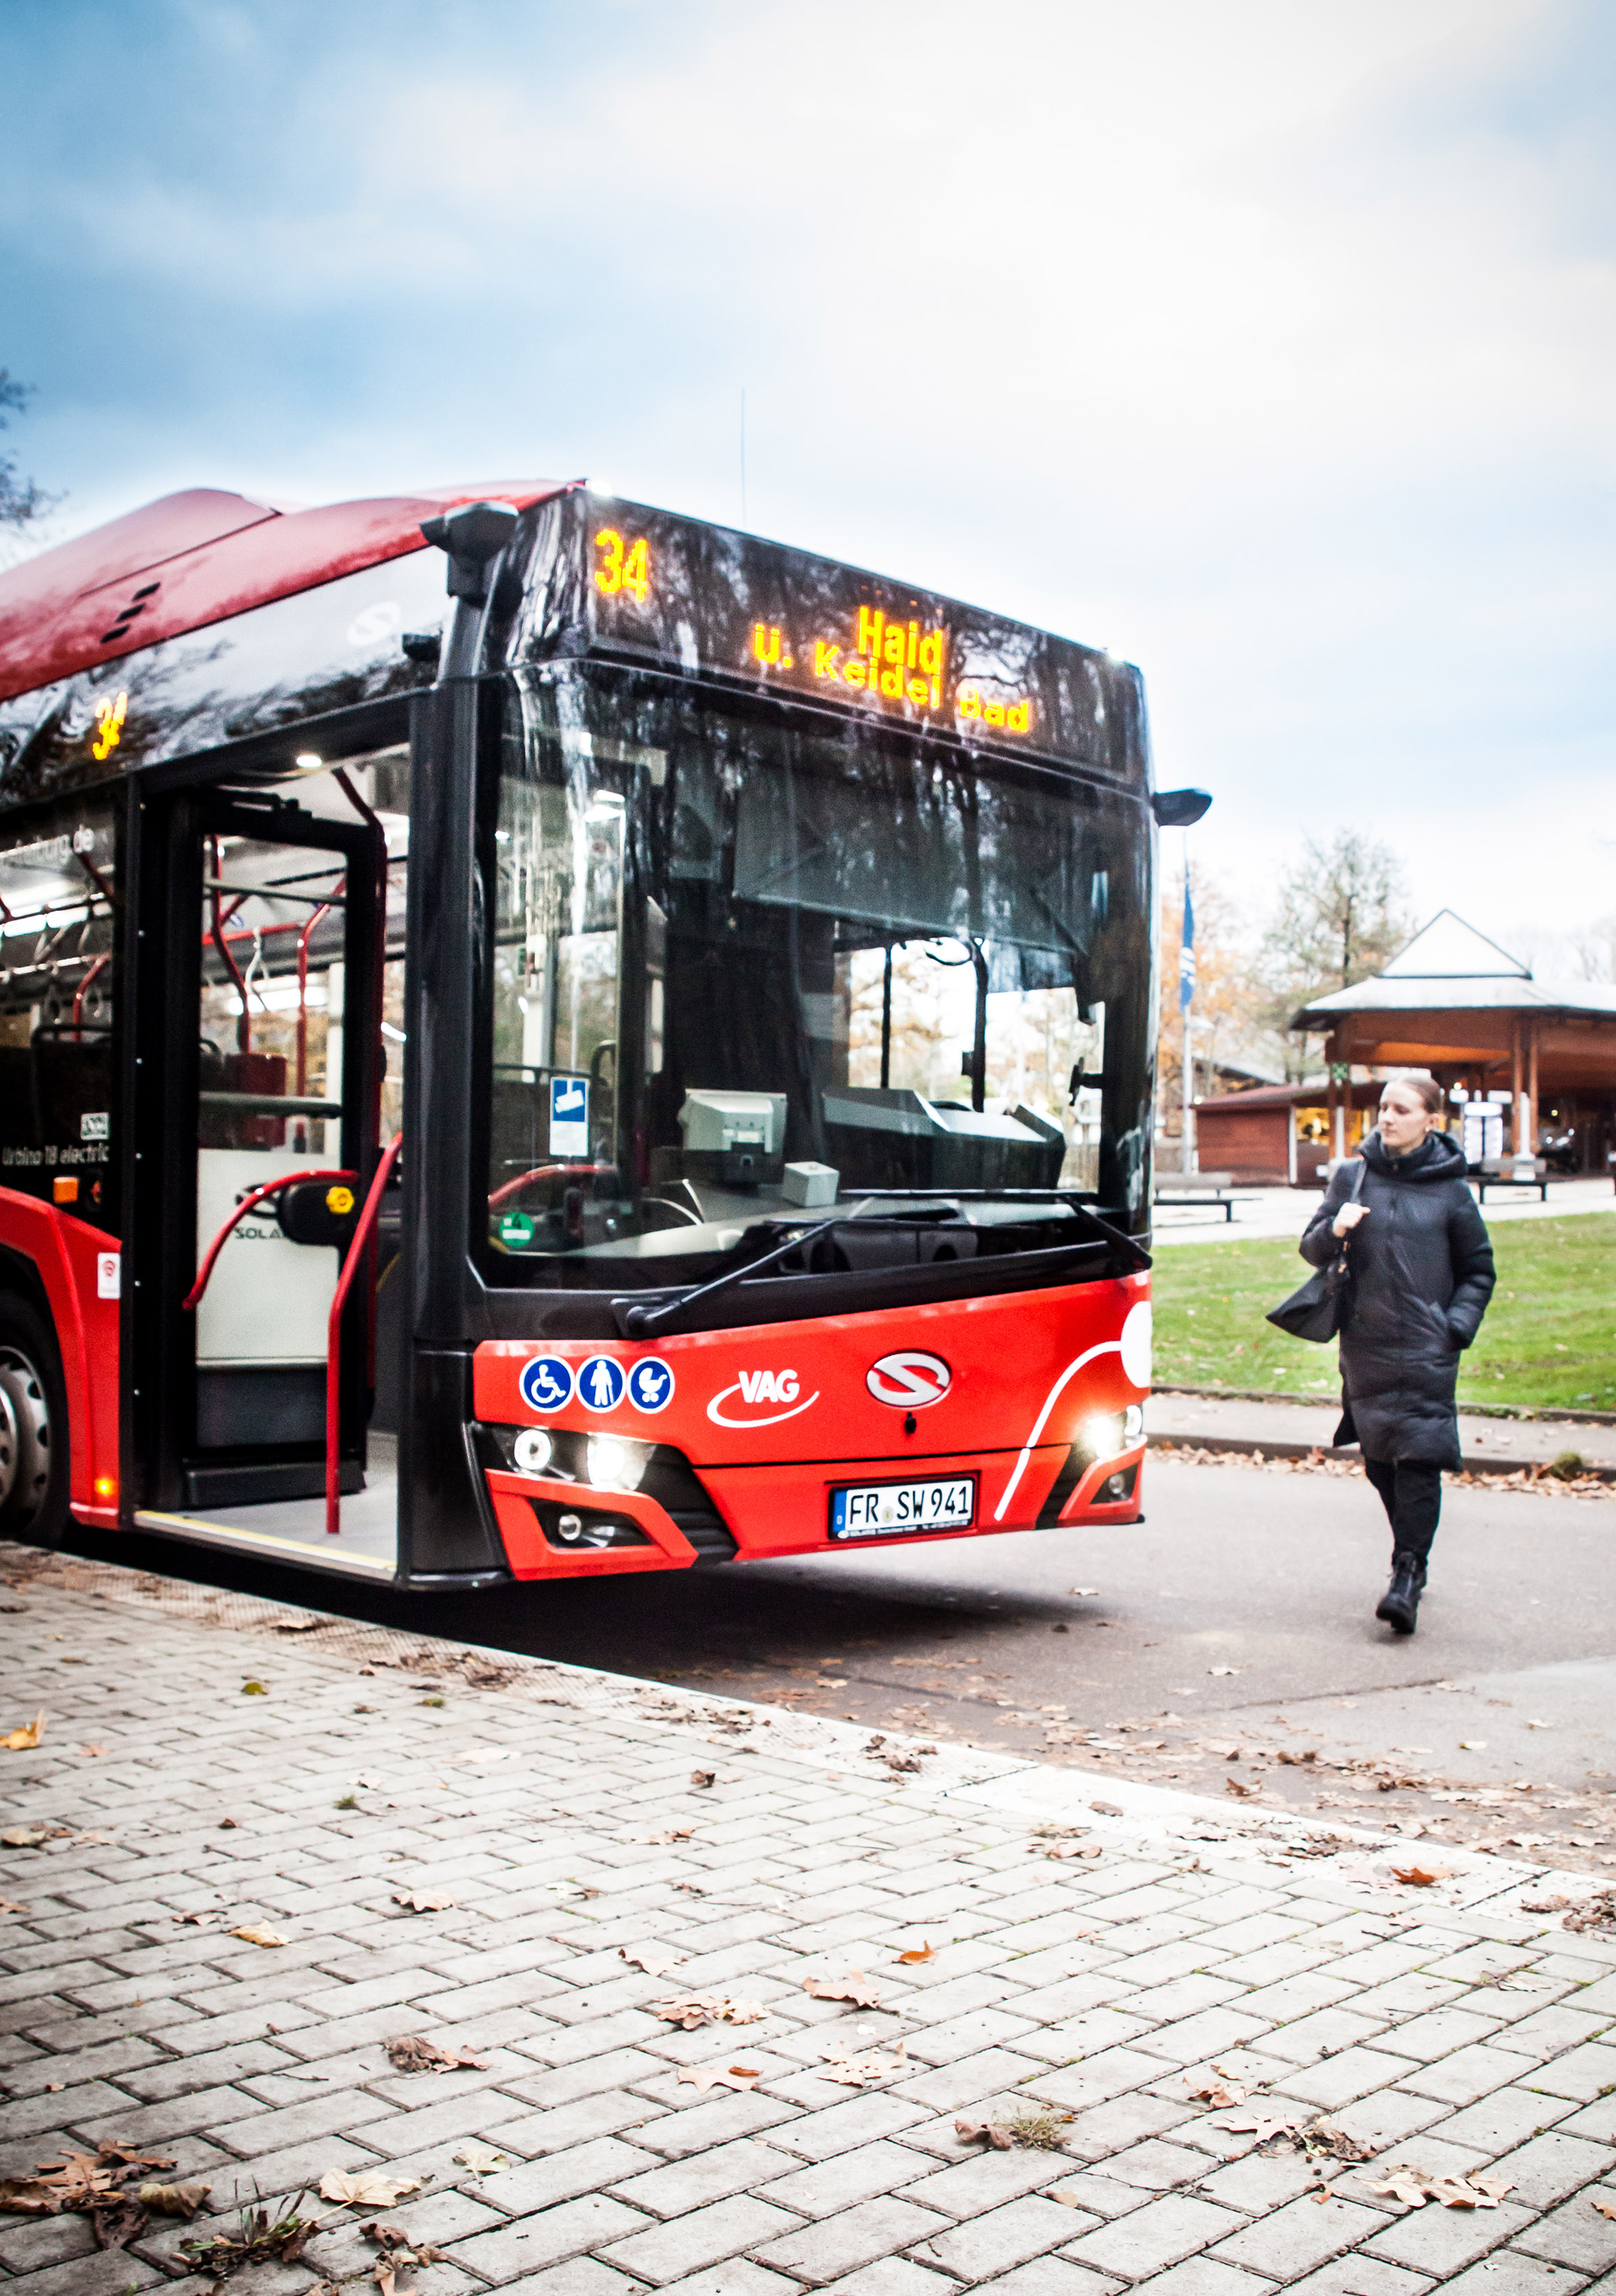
[519,1355,575,1412]
[549,1075,589,1157]
[577,1356,627,1413]
[627,1357,675,1414]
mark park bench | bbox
[1152,1172,1260,1223]
[1472,1157,1550,1204]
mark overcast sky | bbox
[3,0,1613,962]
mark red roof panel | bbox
[0,478,571,703]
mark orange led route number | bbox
[91,691,128,761]
[751,606,1034,734]
[595,528,650,604]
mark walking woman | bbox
[1299,1072,1496,1634]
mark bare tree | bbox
[1262,831,1411,1016]
[0,372,60,536]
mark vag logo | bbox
[706,1367,818,1428]
[866,1350,952,1408]
[738,1369,798,1404]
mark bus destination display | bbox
[517,494,1143,784]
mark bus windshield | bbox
[482,664,1152,1277]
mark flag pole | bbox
[1180,838,1195,1174]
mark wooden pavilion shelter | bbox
[1288,912,1616,1174]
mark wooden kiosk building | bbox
[1288,912,1616,1176]
[1192,913,1616,1185]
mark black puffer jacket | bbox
[1300,1128,1495,1467]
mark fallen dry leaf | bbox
[641,1828,694,1845]
[452,2143,508,2177]
[1390,1866,1452,1889]
[0,2179,57,2215]
[956,2118,1015,2149]
[318,2168,421,2207]
[819,2048,905,2087]
[1050,2187,1084,2206]
[0,1898,27,1916]
[1591,2197,1616,2221]
[77,1744,110,1757]
[1225,1779,1257,1800]
[384,2035,488,2074]
[1186,2076,1247,2106]
[136,2181,211,2219]
[1365,2165,1513,2211]
[1,1712,45,1751]
[690,1768,716,1788]
[0,1825,59,1848]
[620,1947,680,1976]
[678,2063,761,2092]
[391,1889,455,1913]
[1216,2113,1303,2145]
[231,1922,289,1948]
[651,1993,765,2030]
[1042,1841,1104,1860]
[895,1942,937,1964]
[1090,1800,1123,1818]
[803,1971,882,2008]
[241,1680,268,1695]
[173,1909,221,1926]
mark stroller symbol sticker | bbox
[627,1358,675,1413]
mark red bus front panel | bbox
[473,1269,1150,1577]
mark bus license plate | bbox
[829,1475,976,1540]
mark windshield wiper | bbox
[619,1213,845,1339]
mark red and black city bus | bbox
[0,481,1207,1590]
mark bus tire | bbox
[0,1294,69,1549]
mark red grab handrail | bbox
[326,1132,403,1536]
[183,1168,356,1314]
[487,1160,615,1208]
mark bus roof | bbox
[0,480,569,704]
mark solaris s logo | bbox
[865,1350,952,1408]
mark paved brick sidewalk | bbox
[1,1543,1614,2296]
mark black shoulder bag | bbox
[1266,1158,1366,1343]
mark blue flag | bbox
[1178,876,1196,1013]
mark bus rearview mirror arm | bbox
[421,500,520,679]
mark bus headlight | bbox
[1081,1413,1125,1461]
[512,1427,554,1474]
[586,1434,651,1491]
[1123,1404,1145,1447]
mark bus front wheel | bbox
[0,1295,68,1548]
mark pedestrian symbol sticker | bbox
[549,1075,589,1157]
[627,1358,675,1414]
[577,1356,626,1413]
[519,1355,574,1411]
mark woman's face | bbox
[1379,1083,1434,1150]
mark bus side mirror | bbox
[421,500,520,604]
[1151,788,1212,827]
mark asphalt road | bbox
[56,1455,1616,1876]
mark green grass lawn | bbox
[1152,1213,1616,1413]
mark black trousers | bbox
[1364,1457,1442,1564]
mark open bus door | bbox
[128,784,394,1576]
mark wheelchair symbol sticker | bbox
[519,1355,574,1412]
[627,1357,675,1414]
[577,1356,627,1413]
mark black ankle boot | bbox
[1376,1551,1426,1635]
